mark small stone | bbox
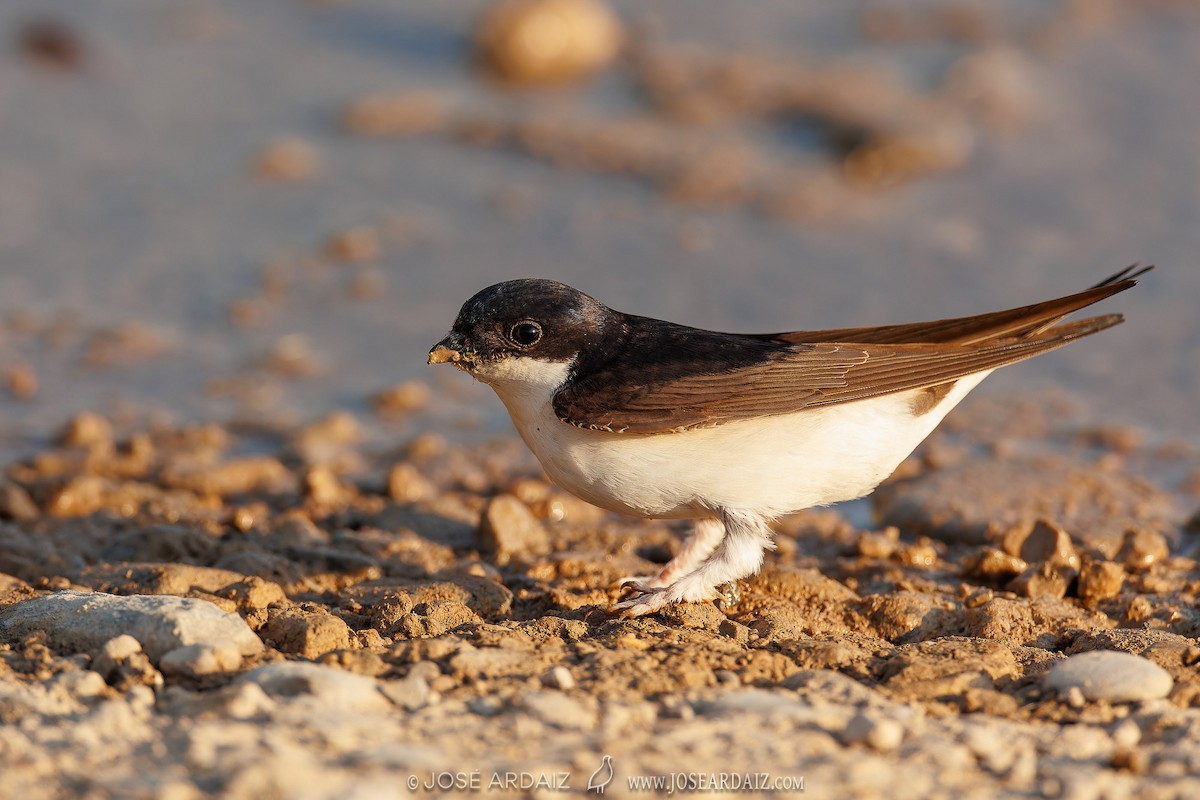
[964,587,994,608]
[842,711,903,752]
[326,225,380,263]
[0,481,39,521]
[1116,528,1169,572]
[263,606,352,659]
[543,665,576,690]
[17,17,87,71]
[1018,519,1080,569]
[57,411,113,449]
[1110,719,1141,750]
[475,0,623,86]
[253,137,320,182]
[856,531,896,559]
[91,634,162,690]
[49,669,108,699]
[387,463,435,504]
[1077,560,1124,602]
[159,642,244,677]
[304,466,347,506]
[478,494,551,564]
[237,662,391,713]
[342,91,450,137]
[962,547,1027,581]
[1045,651,1173,703]
[380,673,435,710]
[372,382,431,418]
[519,690,597,730]
[1064,686,1086,708]
[3,361,38,400]
[1007,563,1069,599]
[220,681,277,719]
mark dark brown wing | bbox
[754,264,1151,346]
[554,315,1124,433]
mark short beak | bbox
[428,332,467,365]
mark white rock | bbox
[236,662,391,713]
[843,711,904,752]
[380,674,435,711]
[520,690,597,730]
[542,665,576,690]
[0,591,262,663]
[1045,651,1173,703]
[159,642,244,678]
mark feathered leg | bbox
[613,510,775,617]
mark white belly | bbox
[476,357,990,520]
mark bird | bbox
[428,265,1150,617]
[586,754,614,793]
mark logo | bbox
[587,755,614,794]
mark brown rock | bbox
[253,137,319,182]
[214,577,288,612]
[475,0,623,86]
[1077,560,1124,602]
[0,482,39,521]
[263,606,352,658]
[387,463,435,504]
[3,362,38,400]
[1116,528,1169,571]
[371,382,431,418]
[161,456,295,496]
[478,494,551,564]
[56,411,113,449]
[343,91,450,137]
[961,547,1027,582]
[325,226,380,263]
[1007,563,1069,599]
[1015,519,1080,569]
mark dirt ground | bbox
[3,1,1200,797]
[1,390,1198,798]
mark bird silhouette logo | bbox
[587,754,614,794]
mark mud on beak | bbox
[428,332,467,366]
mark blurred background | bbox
[0,0,1196,453]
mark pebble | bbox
[0,481,39,521]
[159,643,245,678]
[520,690,598,730]
[253,137,319,182]
[236,662,391,713]
[0,591,263,664]
[543,665,576,690]
[1017,519,1080,570]
[842,711,904,752]
[1077,561,1124,602]
[1007,563,1069,599]
[379,674,436,711]
[262,606,352,659]
[1045,651,1173,703]
[475,0,623,86]
[478,494,551,564]
[962,547,1027,581]
[1116,528,1169,571]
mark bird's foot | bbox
[611,583,674,618]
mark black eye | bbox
[509,321,543,347]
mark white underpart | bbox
[472,355,992,615]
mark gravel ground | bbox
[2,1,1199,797]
[1,394,1198,798]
